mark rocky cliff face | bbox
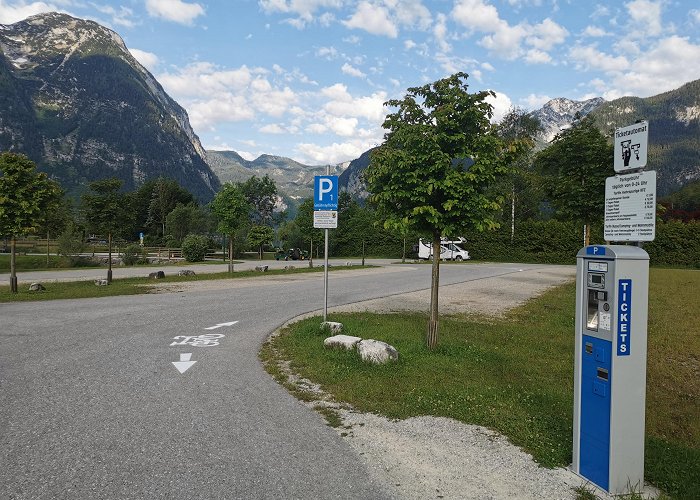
[207,150,346,202]
[0,12,219,201]
[530,97,606,142]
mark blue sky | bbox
[2,1,699,165]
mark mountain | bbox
[336,80,700,201]
[589,79,700,196]
[207,150,346,203]
[338,148,373,201]
[0,13,219,201]
[530,97,605,142]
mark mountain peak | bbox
[532,96,605,141]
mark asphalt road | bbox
[1,262,543,499]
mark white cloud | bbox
[433,12,450,52]
[326,116,358,136]
[521,93,552,109]
[0,1,64,24]
[524,49,551,64]
[691,9,700,25]
[296,141,368,164]
[91,4,136,28]
[259,123,287,134]
[341,62,366,78]
[320,83,387,122]
[129,48,159,71]
[569,44,630,72]
[259,0,343,26]
[583,25,608,37]
[145,0,204,25]
[343,1,398,38]
[404,39,417,50]
[625,0,663,37]
[451,1,567,61]
[611,36,700,97]
[316,46,338,59]
[485,91,512,123]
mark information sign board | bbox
[314,210,338,229]
[604,170,656,241]
[614,121,648,172]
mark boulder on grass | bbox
[28,282,45,291]
[324,334,362,350]
[320,321,343,334]
[94,279,109,286]
[284,265,295,270]
[149,271,165,279]
[255,265,269,272]
[178,270,196,276]
[357,339,399,364]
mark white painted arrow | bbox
[172,353,196,374]
[204,321,239,330]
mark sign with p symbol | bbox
[314,175,338,210]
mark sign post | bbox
[314,171,338,322]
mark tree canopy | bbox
[533,116,613,244]
[365,72,512,348]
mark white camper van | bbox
[417,238,470,261]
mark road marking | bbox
[171,333,224,347]
[204,321,239,330]
[172,353,196,374]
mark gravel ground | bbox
[282,266,659,500]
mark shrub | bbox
[57,224,87,266]
[121,244,143,266]
[181,234,209,262]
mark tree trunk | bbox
[427,236,441,349]
[362,240,365,266]
[511,184,515,244]
[309,237,313,268]
[228,235,234,273]
[402,236,406,263]
[107,232,113,284]
[46,232,50,266]
[584,223,591,246]
[10,236,18,293]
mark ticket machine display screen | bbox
[588,273,606,289]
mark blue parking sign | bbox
[314,176,338,210]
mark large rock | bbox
[94,279,109,286]
[321,321,343,334]
[324,335,362,350]
[357,339,399,364]
[149,271,165,279]
[177,269,196,276]
[255,265,269,272]
[28,282,45,291]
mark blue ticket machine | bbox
[573,245,649,494]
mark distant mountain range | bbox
[206,150,345,203]
[1,13,697,206]
[0,13,219,201]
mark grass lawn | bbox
[261,268,699,499]
[0,265,368,302]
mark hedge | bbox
[462,220,700,267]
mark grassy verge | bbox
[0,265,369,302]
[262,268,699,499]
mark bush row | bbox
[462,220,700,267]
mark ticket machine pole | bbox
[573,245,649,494]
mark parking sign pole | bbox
[323,165,330,322]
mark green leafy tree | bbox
[165,203,211,245]
[247,224,274,259]
[36,193,73,265]
[57,222,87,266]
[210,183,251,272]
[533,116,613,245]
[496,107,544,241]
[82,178,127,283]
[365,72,511,348]
[181,234,210,262]
[146,177,197,242]
[240,175,278,226]
[277,220,304,250]
[294,198,324,265]
[0,152,62,292]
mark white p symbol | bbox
[319,178,333,200]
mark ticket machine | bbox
[573,245,649,494]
